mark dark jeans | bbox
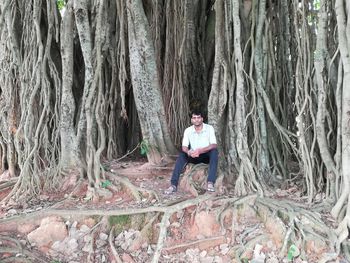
[170,149,218,187]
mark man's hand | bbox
[188,149,201,158]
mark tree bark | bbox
[60,1,77,168]
[127,0,176,164]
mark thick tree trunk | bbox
[332,0,350,222]
[233,0,263,196]
[208,0,227,145]
[60,1,77,168]
[315,1,337,200]
[127,0,176,164]
[254,0,271,182]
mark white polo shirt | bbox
[182,123,217,150]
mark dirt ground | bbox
[0,160,347,263]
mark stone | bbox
[80,224,91,233]
[189,211,220,238]
[17,223,36,234]
[28,219,68,247]
[220,243,229,255]
[200,256,215,263]
[96,239,107,248]
[82,242,91,253]
[200,250,207,257]
[84,235,92,243]
[99,232,109,241]
[122,253,136,263]
[67,238,79,251]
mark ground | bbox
[0,160,346,263]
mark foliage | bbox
[140,140,150,156]
[109,215,131,234]
[56,0,65,11]
[100,180,112,188]
[287,244,299,261]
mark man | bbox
[165,110,218,194]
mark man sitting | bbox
[165,110,218,194]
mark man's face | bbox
[191,114,203,127]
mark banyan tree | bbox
[1,0,350,260]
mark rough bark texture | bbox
[127,0,176,164]
[1,0,350,258]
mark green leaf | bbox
[140,140,150,156]
[56,0,65,11]
[101,180,112,188]
[287,244,300,261]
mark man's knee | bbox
[209,149,218,159]
[176,151,188,162]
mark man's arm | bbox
[197,144,217,154]
[189,144,217,158]
[182,146,190,154]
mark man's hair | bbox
[190,109,204,117]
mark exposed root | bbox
[109,226,123,263]
[256,197,338,259]
[0,178,16,191]
[152,194,213,262]
[107,172,159,201]
[0,236,47,263]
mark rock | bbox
[51,241,63,251]
[186,248,200,258]
[82,242,91,253]
[0,170,11,181]
[128,232,148,252]
[80,224,91,233]
[84,235,92,243]
[214,256,223,263]
[28,217,67,247]
[252,244,266,263]
[200,256,215,263]
[96,239,107,248]
[122,253,136,263]
[96,188,113,199]
[200,250,208,257]
[266,258,279,263]
[147,245,153,254]
[17,223,36,234]
[67,238,79,251]
[82,218,96,228]
[7,209,18,215]
[99,232,108,241]
[185,211,220,239]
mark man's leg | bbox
[170,152,189,187]
[207,149,218,184]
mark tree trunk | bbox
[60,1,77,169]
[127,0,176,164]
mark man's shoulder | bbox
[203,123,214,130]
[184,126,194,133]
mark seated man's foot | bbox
[164,185,177,195]
[207,182,215,192]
